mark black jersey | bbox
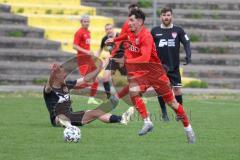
[100,33,119,54]
[43,80,76,126]
[151,25,191,71]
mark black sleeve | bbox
[179,28,192,59]
[100,36,106,50]
[150,28,155,39]
[65,80,77,90]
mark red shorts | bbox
[77,54,97,76]
[127,63,174,103]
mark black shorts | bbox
[105,59,127,75]
[54,102,85,126]
[167,69,182,87]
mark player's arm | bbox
[44,77,52,93]
[66,78,85,90]
[105,33,128,45]
[126,36,152,63]
[95,37,105,57]
[179,28,192,65]
[73,44,94,55]
[44,64,59,93]
[67,57,103,89]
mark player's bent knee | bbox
[166,99,179,109]
[129,86,141,96]
[55,114,71,127]
[173,87,182,95]
[129,86,141,92]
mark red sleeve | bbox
[113,33,128,42]
[126,35,152,63]
[73,30,81,45]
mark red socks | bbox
[90,81,98,97]
[174,104,189,127]
[130,95,148,119]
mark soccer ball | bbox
[63,126,81,143]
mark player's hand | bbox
[183,57,191,65]
[50,63,59,74]
[105,38,114,45]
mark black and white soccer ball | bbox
[63,126,81,143]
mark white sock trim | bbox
[144,117,152,123]
[184,124,192,132]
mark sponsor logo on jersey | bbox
[86,38,90,44]
[128,44,140,53]
[172,32,177,39]
[185,34,190,41]
[156,34,162,36]
[57,93,70,103]
[158,39,175,47]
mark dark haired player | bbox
[108,9,195,143]
[151,7,192,121]
[108,3,140,100]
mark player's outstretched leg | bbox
[130,95,154,136]
[167,99,196,143]
[129,83,154,136]
[174,104,195,143]
[55,114,72,128]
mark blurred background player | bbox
[96,24,126,99]
[111,9,195,143]
[73,14,99,105]
[43,63,134,127]
[151,7,192,121]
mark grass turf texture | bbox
[0,92,240,160]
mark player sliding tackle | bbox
[106,9,196,143]
[43,55,134,128]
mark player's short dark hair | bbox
[129,9,145,23]
[160,6,173,14]
[128,3,139,10]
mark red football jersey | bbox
[125,26,160,63]
[73,27,91,54]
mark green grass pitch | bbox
[0,92,240,160]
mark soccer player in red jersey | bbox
[110,3,140,100]
[73,15,99,105]
[110,9,195,143]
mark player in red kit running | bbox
[73,15,99,105]
[110,9,195,143]
[110,3,140,100]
